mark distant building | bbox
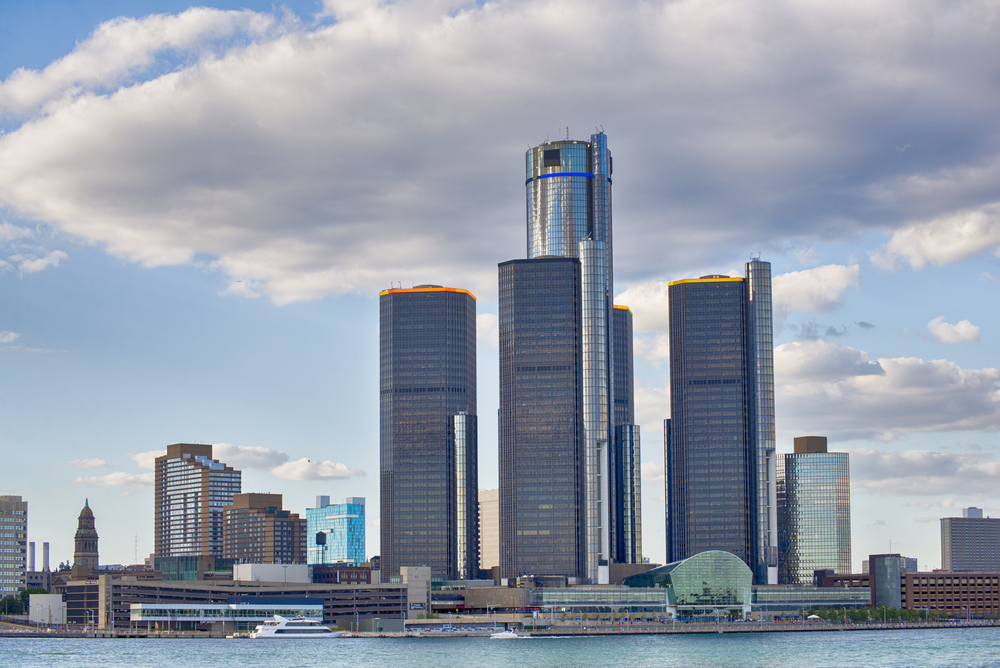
[863,555,917,574]
[306,496,365,566]
[777,436,851,584]
[666,260,778,584]
[223,493,306,564]
[379,286,479,581]
[0,496,27,595]
[941,508,1000,572]
[611,305,642,566]
[26,541,51,592]
[154,443,242,559]
[478,489,499,574]
[870,553,905,609]
[70,499,99,578]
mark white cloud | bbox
[213,443,289,470]
[850,448,1000,497]
[9,250,68,274]
[270,458,366,481]
[776,340,1000,440]
[870,203,1000,270]
[3,1,999,301]
[72,471,154,489]
[640,462,664,483]
[926,316,980,344]
[616,281,670,333]
[129,449,166,469]
[635,385,670,432]
[477,313,498,350]
[633,333,670,365]
[69,458,109,469]
[772,264,861,323]
[0,331,20,344]
[0,223,33,241]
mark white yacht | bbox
[490,629,522,639]
[250,615,345,638]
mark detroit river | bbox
[4,628,1000,668]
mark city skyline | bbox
[1,0,999,574]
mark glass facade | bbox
[306,498,365,566]
[777,451,851,584]
[453,413,478,580]
[624,550,753,616]
[611,305,641,565]
[379,286,478,581]
[498,258,584,579]
[665,262,777,584]
[155,444,241,559]
[871,553,903,609]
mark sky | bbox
[1,0,999,574]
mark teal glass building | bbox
[623,550,753,618]
[777,436,851,584]
[306,496,366,566]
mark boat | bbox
[490,629,522,639]
[250,615,345,638]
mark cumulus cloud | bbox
[72,471,154,489]
[640,462,664,483]
[636,385,671,432]
[772,264,861,325]
[851,448,1000,497]
[0,223,33,241]
[870,203,1000,270]
[213,443,290,470]
[776,340,1000,440]
[616,281,670,333]
[0,331,20,344]
[130,449,166,469]
[270,458,366,481]
[477,313,499,350]
[9,250,68,274]
[633,333,670,365]
[69,458,109,468]
[926,316,980,344]
[2,1,1000,301]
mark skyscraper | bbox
[379,285,478,581]
[154,443,242,559]
[777,436,850,584]
[941,508,1000,572]
[500,132,640,581]
[611,305,641,565]
[306,496,366,566]
[0,496,27,595]
[665,259,777,584]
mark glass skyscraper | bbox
[379,285,478,582]
[665,260,778,584]
[499,132,640,581]
[612,305,641,565]
[777,436,851,584]
[306,496,366,566]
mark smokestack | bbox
[29,542,35,572]
[43,542,50,572]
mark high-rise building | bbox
[0,496,27,595]
[478,489,499,574]
[665,260,777,584]
[777,436,850,584]
[379,286,478,581]
[611,305,641,565]
[223,493,306,564]
[499,257,585,579]
[941,508,1000,572]
[154,443,242,559]
[870,553,903,609]
[72,500,99,573]
[499,132,639,582]
[306,496,365,566]
[862,555,917,574]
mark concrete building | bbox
[380,286,479,582]
[665,260,778,584]
[777,436,851,584]
[306,496,365,566]
[223,493,306,565]
[400,566,431,619]
[941,508,1000,572]
[71,500,99,577]
[478,489,499,574]
[234,563,309,583]
[0,495,27,595]
[154,443,242,559]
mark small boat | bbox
[490,629,522,639]
[250,615,344,638]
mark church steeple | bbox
[72,499,99,574]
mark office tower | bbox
[379,286,478,581]
[478,489,499,574]
[611,305,641,565]
[154,443,242,559]
[306,496,365,566]
[223,493,306,564]
[72,500,99,571]
[862,555,917,574]
[941,508,1000,572]
[870,553,903,609]
[499,257,585,578]
[665,259,778,584]
[777,436,850,584]
[0,496,27,595]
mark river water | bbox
[4,627,1000,667]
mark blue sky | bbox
[1,0,998,573]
